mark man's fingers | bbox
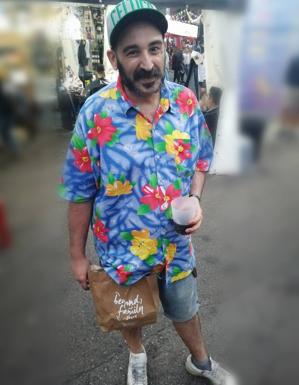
[78,277,90,290]
[71,257,90,290]
[188,212,203,226]
[188,217,202,226]
[80,281,90,290]
[185,216,203,234]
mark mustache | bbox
[133,67,162,81]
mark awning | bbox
[165,18,198,38]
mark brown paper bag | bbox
[88,265,160,332]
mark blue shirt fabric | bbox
[59,78,213,285]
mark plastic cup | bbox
[171,196,198,235]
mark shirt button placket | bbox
[151,123,166,238]
[152,124,163,185]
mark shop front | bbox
[0,1,106,134]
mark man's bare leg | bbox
[173,313,209,362]
[121,327,144,353]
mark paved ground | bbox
[0,121,299,385]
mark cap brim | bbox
[110,9,168,47]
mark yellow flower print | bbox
[171,270,191,283]
[164,130,190,164]
[135,114,152,141]
[106,180,133,196]
[130,229,158,260]
[100,87,119,100]
[165,243,176,265]
[160,98,170,112]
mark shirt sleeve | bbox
[194,109,214,172]
[58,111,97,203]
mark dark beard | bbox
[117,59,164,97]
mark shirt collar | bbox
[116,76,137,115]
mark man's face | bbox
[108,22,165,98]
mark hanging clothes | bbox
[78,40,88,67]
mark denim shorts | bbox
[158,270,200,322]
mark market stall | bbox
[165,17,198,49]
[52,3,106,129]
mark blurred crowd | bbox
[0,32,42,159]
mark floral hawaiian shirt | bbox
[59,77,213,285]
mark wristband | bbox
[189,194,201,204]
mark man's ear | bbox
[107,49,118,70]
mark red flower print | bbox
[140,184,165,210]
[174,139,192,163]
[116,265,132,284]
[196,159,209,172]
[93,218,109,242]
[154,105,164,123]
[161,184,181,211]
[87,114,116,147]
[176,89,197,116]
[72,147,92,173]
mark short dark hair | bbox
[209,86,222,106]
[94,63,105,73]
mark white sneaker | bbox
[185,355,238,385]
[127,346,147,385]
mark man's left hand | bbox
[185,205,203,234]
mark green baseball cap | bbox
[107,0,168,48]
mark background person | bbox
[183,46,191,80]
[78,39,88,87]
[84,63,108,98]
[185,43,202,99]
[198,52,206,98]
[0,78,19,157]
[204,86,222,147]
[172,48,185,84]
[164,48,170,80]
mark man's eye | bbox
[127,50,138,57]
[150,46,160,54]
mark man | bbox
[164,48,170,81]
[183,45,191,80]
[78,39,88,87]
[172,48,184,84]
[185,43,201,100]
[60,1,237,384]
[281,54,299,134]
[0,76,19,157]
[84,63,108,98]
[204,86,222,147]
[198,52,206,98]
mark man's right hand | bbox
[71,257,90,290]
